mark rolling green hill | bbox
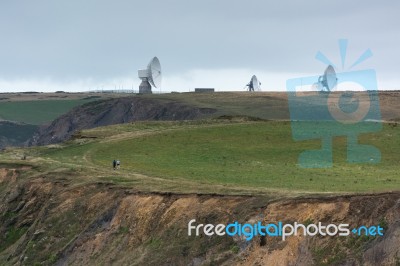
[1,91,399,194]
[9,119,398,195]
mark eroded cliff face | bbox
[29,97,216,146]
[0,166,399,266]
[234,196,400,266]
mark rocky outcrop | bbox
[29,97,216,146]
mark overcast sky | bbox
[0,0,399,92]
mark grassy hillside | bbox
[0,99,94,125]
[9,119,398,195]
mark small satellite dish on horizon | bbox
[313,65,337,92]
[246,75,261,91]
[138,57,162,94]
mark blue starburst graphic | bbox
[286,39,382,168]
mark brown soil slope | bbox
[0,166,399,265]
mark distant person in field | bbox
[116,160,120,169]
[113,159,116,170]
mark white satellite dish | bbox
[316,65,337,92]
[246,75,261,91]
[138,57,162,93]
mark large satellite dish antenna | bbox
[315,65,337,92]
[246,75,261,91]
[138,57,162,94]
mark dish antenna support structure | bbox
[313,65,337,92]
[138,57,162,94]
[246,75,261,91]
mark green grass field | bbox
[0,99,94,125]
[17,119,398,195]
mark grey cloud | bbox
[0,0,398,83]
